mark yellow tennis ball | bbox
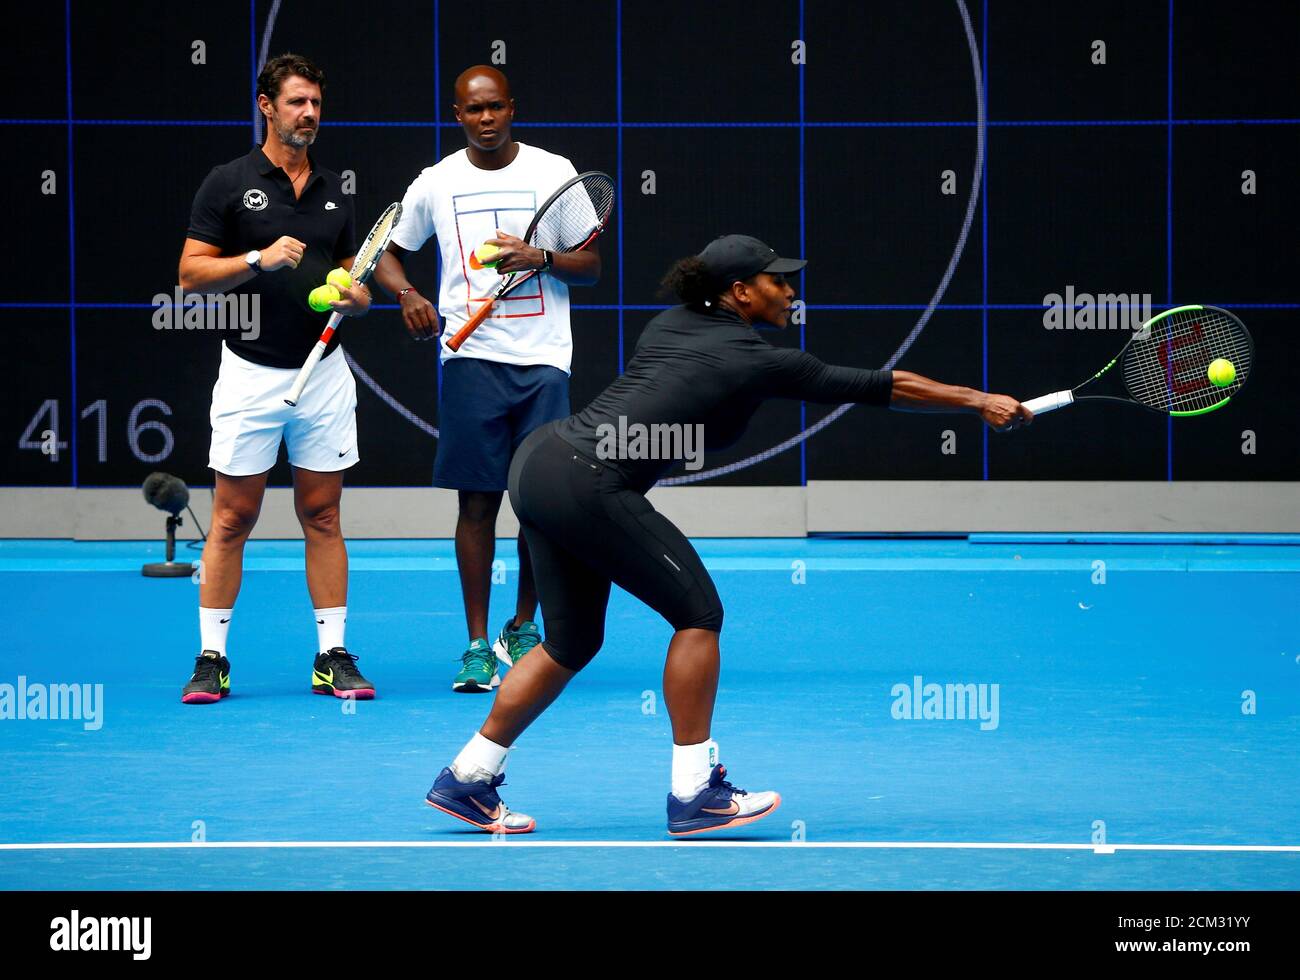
[1207,358,1236,387]
[308,284,340,312]
[326,268,353,291]
[474,242,501,267]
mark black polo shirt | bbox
[186,145,356,368]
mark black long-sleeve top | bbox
[554,302,893,490]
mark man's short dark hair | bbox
[257,53,325,103]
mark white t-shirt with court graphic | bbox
[390,143,580,374]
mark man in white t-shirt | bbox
[374,66,601,692]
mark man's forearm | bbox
[889,369,987,413]
[179,255,258,294]
[547,248,600,287]
[373,250,414,298]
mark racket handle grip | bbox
[285,339,329,406]
[1022,390,1074,415]
[445,327,469,352]
[447,299,494,352]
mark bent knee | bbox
[672,599,723,634]
[541,629,603,672]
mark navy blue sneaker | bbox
[425,767,536,834]
[666,764,780,837]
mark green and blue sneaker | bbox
[453,638,499,693]
[493,617,542,671]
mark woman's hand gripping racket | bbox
[446,171,615,352]
[1022,304,1254,418]
[285,202,402,406]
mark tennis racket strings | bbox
[530,172,616,254]
[1123,306,1253,412]
[350,202,402,280]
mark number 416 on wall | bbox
[18,398,175,464]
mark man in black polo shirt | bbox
[177,52,375,704]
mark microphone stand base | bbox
[142,561,195,578]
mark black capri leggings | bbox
[507,422,723,671]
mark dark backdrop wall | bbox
[5,1,1297,489]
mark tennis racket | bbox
[1022,304,1253,417]
[446,171,615,352]
[285,202,402,406]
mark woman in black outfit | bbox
[425,234,1032,836]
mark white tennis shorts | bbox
[208,342,360,476]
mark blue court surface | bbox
[1,536,1297,890]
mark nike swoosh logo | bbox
[338,448,352,457]
[316,619,325,624]
[325,202,338,210]
[314,669,334,684]
[220,618,230,624]
[469,797,500,820]
[701,801,740,816]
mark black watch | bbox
[539,249,553,272]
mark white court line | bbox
[1,841,1298,852]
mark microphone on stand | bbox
[141,472,198,578]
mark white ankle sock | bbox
[314,606,347,653]
[451,732,509,783]
[671,739,719,802]
[198,607,233,657]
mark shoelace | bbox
[191,655,222,681]
[508,626,541,657]
[325,649,362,678]
[462,774,507,812]
[459,645,494,671]
[453,771,506,791]
[714,767,749,798]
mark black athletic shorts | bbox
[507,421,723,671]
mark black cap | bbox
[697,234,806,289]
